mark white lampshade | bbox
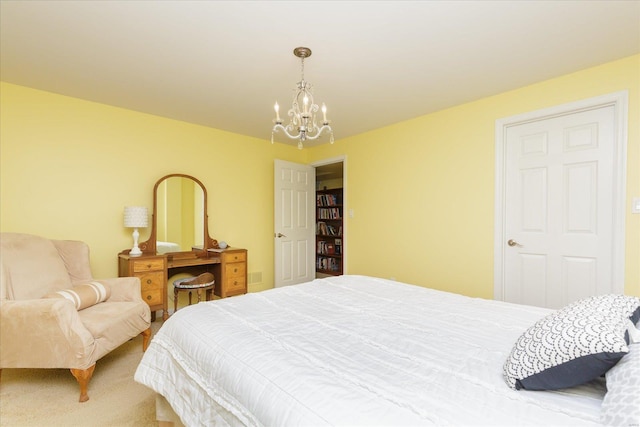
[124,206,148,228]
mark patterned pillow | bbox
[503,294,640,391]
[43,281,111,310]
[600,343,640,426]
[627,320,640,344]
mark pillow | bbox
[503,294,640,391]
[600,343,640,426]
[627,319,640,344]
[43,281,111,310]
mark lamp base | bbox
[129,247,142,257]
[130,228,142,256]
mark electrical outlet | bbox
[632,197,640,214]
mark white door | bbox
[495,92,627,309]
[274,160,315,287]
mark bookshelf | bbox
[316,188,343,276]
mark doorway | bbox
[313,157,346,278]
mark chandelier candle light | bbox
[124,206,148,257]
[272,47,334,149]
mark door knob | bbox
[275,233,286,238]
[507,239,523,247]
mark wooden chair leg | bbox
[70,364,96,403]
[174,287,178,313]
[142,327,152,352]
[188,291,192,305]
[197,289,202,303]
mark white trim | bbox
[494,91,628,301]
[312,155,348,275]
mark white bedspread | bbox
[135,275,605,426]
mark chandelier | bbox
[271,47,334,149]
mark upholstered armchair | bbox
[0,232,151,402]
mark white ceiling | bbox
[2,1,639,148]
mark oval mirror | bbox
[139,174,216,255]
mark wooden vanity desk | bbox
[119,174,248,320]
[119,249,247,320]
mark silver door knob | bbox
[275,233,286,238]
[507,239,522,247]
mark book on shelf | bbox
[316,241,336,255]
[316,192,342,206]
[317,222,340,236]
[318,207,342,220]
[316,256,341,272]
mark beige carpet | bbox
[0,321,165,427]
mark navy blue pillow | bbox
[503,295,640,391]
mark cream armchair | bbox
[0,232,151,402]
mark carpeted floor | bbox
[0,320,165,426]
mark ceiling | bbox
[2,1,639,148]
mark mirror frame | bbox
[139,173,217,256]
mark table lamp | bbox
[124,206,148,256]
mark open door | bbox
[274,160,315,287]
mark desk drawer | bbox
[225,262,246,278]
[138,271,164,291]
[225,276,246,294]
[132,258,165,273]
[222,251,246,263]
[142,289,163,306]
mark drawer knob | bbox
[147,279,152,284]
[146,295,152,300]
[233,268,237,273]
[147,264,152,268]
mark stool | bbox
[173,272,215,312]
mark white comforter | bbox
[135,275,605,426]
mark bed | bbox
[134,275,640,426]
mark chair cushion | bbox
[79,300,151,359]
[43,281,111,310]
[0,233,72,299]
[174,273,215,289]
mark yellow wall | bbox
[1,54,638,298]
[0,82,307,291]
[310,54,640,298]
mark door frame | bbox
[311,155,347,275]
[493,91,628,301]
